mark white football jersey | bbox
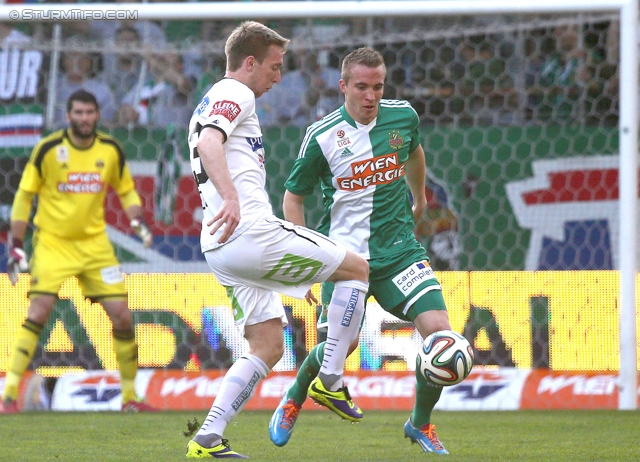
[188,78,273,251]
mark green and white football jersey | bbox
[285,100,422,269]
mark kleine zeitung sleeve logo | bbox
[209,100,241,123]
[337,152,405,191]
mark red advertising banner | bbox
[12,368,640,412]
[520,370,640,409]
[0,371,34,412]
[143,370,418,411]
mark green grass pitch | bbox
[1,409,639,461]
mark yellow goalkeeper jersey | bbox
[17,129,139,240]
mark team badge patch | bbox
[209,100,241,122]
[56,145,69,162]
[388,130,404,150]
[101,265,124,284]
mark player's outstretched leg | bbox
[269,393,302,447]
[188,354,269,458]
[404,418,448,455]
[269,342,325,446]
[309,280,366,422]
[406,360,447,453]
[186,439,248,459]
[307,376,362,422]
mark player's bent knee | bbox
[27,296,57,324]
[249,341,284,369]
[415,310,451,338]
[333,250,369,282]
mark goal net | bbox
[0,1,637,411]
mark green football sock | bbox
[411,370,444,427]
[287,342,325,404]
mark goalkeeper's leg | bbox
[2,296,55,405]
[101,299,138,401]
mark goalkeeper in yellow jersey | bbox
[1,89,156,414]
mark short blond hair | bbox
[225,21,289,72]
[341,47,386,83]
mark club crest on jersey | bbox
[56,145,69,162]
[209,100,241,122]
[96,159,104,169]
[388,130,404,150]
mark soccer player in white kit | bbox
[185,22,369,459]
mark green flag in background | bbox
[154,124,182,225]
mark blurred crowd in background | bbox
[0,3,622,130]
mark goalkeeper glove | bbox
[130,216,153,248]
[7,238,29,286]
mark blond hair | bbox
[341,47,386,83]
[225,21,289,72]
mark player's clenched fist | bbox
[7,238,29,286]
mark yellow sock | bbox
[3,319,42,401]
[113,329,139,403]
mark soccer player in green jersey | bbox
[269,47,453,455]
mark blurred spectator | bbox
[103,26,145,108]
[117,52,196,128]
[258,49,342,127]
[77,0,167,46]
[525,24,605,122]
[451,40,517,125]
[52,49,116,128]
[192,52,226,104]
[414,171,461,271]
[48,0,167,45]
[393,36,517,125]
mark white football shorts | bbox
[204,215,347,332]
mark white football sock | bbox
[319,280,368,391]
[194,354,269,447]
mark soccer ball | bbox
[417,330,474,386]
